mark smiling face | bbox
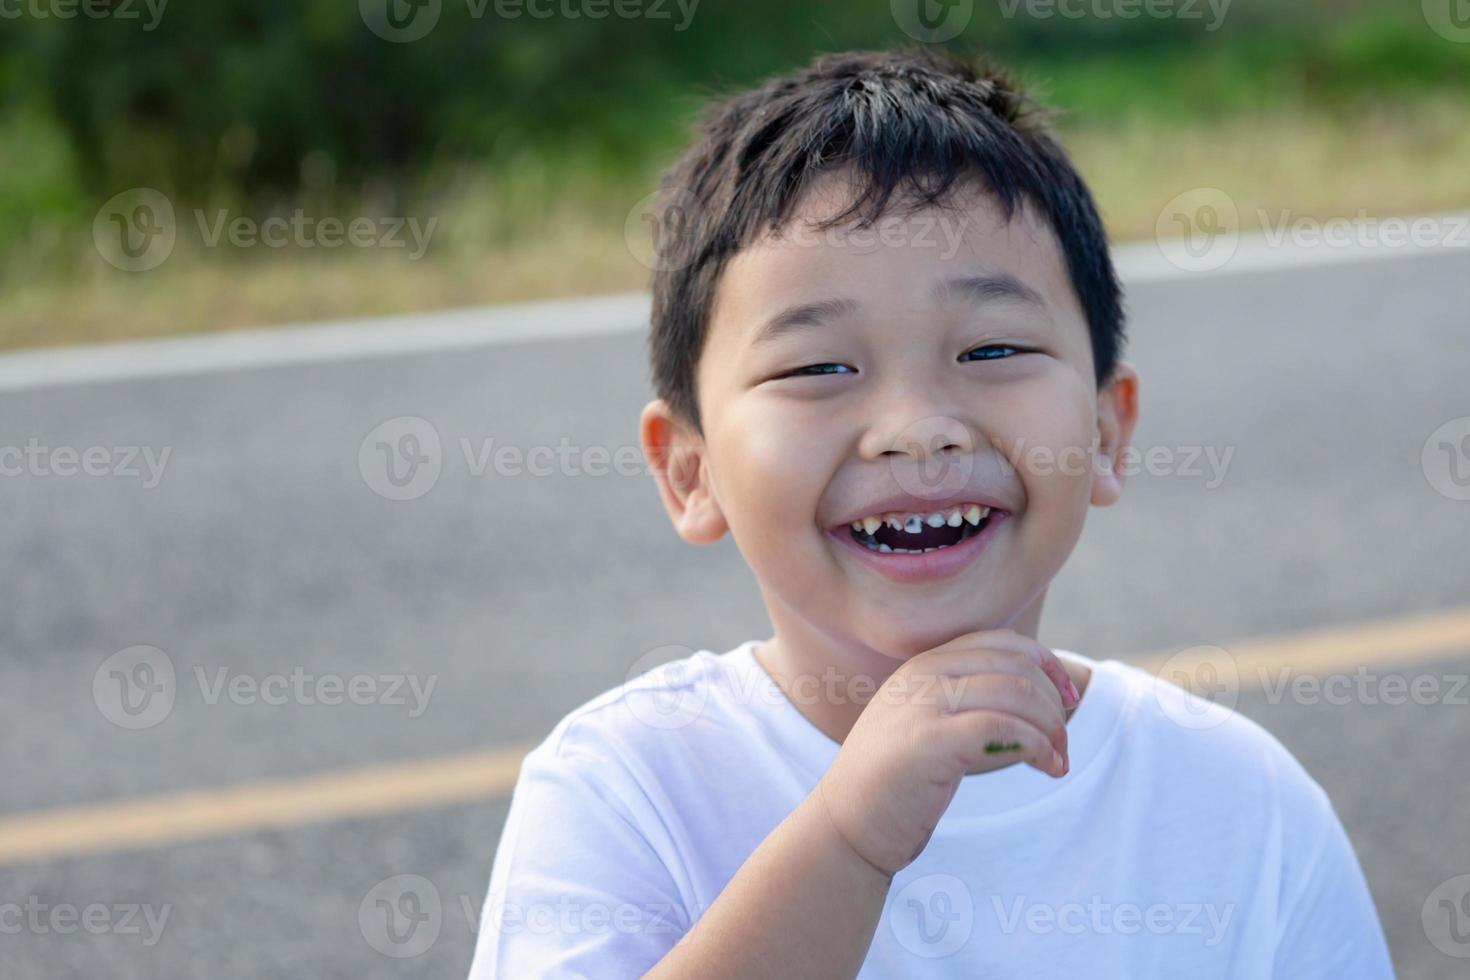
[642,171,1139,670]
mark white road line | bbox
[0,214,1465,393]
[0,292,652,393]
[1112,211,1470,282]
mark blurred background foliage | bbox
[1,0,1467,348]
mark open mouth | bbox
[844,504,997,554]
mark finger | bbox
[944,708,1065,778]
[925,629,1077,709]
[914,641,1068,719]
[935,667,1068,758]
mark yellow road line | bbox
[3,606,1468,867]
[1129,605,1470,678]
[0,744,532,866]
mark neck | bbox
[753,590,1083,747]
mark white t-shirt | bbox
[468,641,1395,979]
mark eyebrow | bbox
[749,297,862,349]
[749,273,1047,349]
[936,273,1048,311]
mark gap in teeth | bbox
[848,506,992,554]
[850,504,991,537]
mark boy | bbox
[468,48,1394,978]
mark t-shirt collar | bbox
[726,638,1132,818]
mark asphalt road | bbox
[2,247,1468,978]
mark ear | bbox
[1091,360,1140,508]
[640,398,728,545]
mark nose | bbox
[860,406,978,503]
[873,415,969,459]
[859,394,977,463]
[858,367,977,459]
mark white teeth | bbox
[877,543,893,553]
[849,503,996,543]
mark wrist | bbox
[811,779,899,888]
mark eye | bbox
[774,362,855,379]
[959,344,1027,362]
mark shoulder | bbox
[1101,656,1333,819]
[524,643,752,780]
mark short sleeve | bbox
[1271,771,1395,979]
[466,737,691,979]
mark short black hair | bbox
[646,46,1126,432]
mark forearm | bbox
[644,786,892,980]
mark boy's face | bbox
[643,172,1138,662]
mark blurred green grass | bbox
[1,0,1467,350]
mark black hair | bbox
[647,46,1126,431]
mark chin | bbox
[859,620,971,661]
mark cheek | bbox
[713,404,834,541]
[992,384,1098,503]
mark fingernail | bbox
[1066,679,1081,705]
[1052,750,1064,774]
